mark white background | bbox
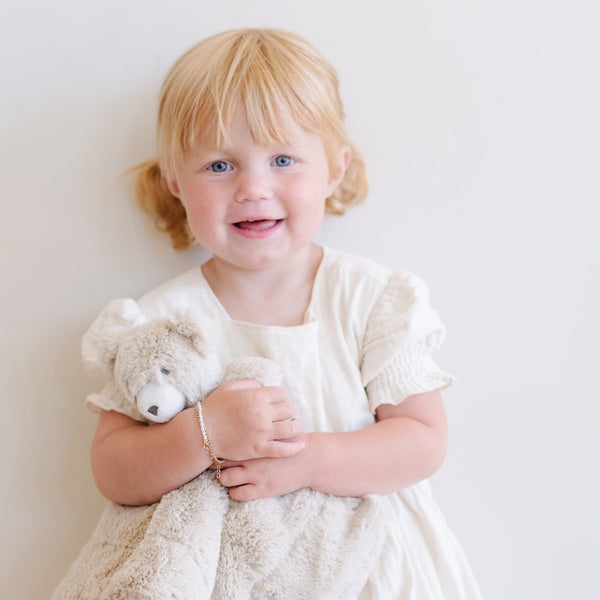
[2,1,598,598]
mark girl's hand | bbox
[215,389,448,500]
[200,379,304,462]
[216,436,312,501]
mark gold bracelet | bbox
[194,402,225,479]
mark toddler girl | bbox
[54,28,482,599]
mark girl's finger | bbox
[228,484,259,502]
[209,459,242,470]
[263,438,305,458]
[269,400,297,422]
[271,418,303,441]
[218,466,249,488]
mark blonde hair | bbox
[135,28,368,250]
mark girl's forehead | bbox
[196,109,323,151]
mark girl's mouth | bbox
[231,219,283,238]
[234,219,282,231]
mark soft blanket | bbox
[52,473,387,599]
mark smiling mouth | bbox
[234,219,282,231]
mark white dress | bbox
[86,247,482,599]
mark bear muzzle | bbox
[136,382,187,423]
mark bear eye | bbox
[160,367,170,375]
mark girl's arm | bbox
[91,380,304,506]
[308,389,447,496]
[218,389,447,501]
[91,408,209,506]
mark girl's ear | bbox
[166,178,181,198]
[167,311,214,358]
[327,145,352,194]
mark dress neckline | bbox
[197,246,329,330]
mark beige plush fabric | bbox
[52,473,386,599]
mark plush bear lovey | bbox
[81,298,282,423]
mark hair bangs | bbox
[242,32,346,150]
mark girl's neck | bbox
[202,244,323,326]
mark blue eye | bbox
[210,161,230,172]
[274,155,294,167]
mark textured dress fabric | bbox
[83,247,481,599]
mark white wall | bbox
[2,1,598,598]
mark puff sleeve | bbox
[81,298,146,421]
[361,272,454,412]
[84,380,143,421]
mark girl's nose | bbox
[234,170,272,203]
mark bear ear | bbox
[167,311,214,357]
[81,298,146,378]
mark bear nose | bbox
[148,406,159,416]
